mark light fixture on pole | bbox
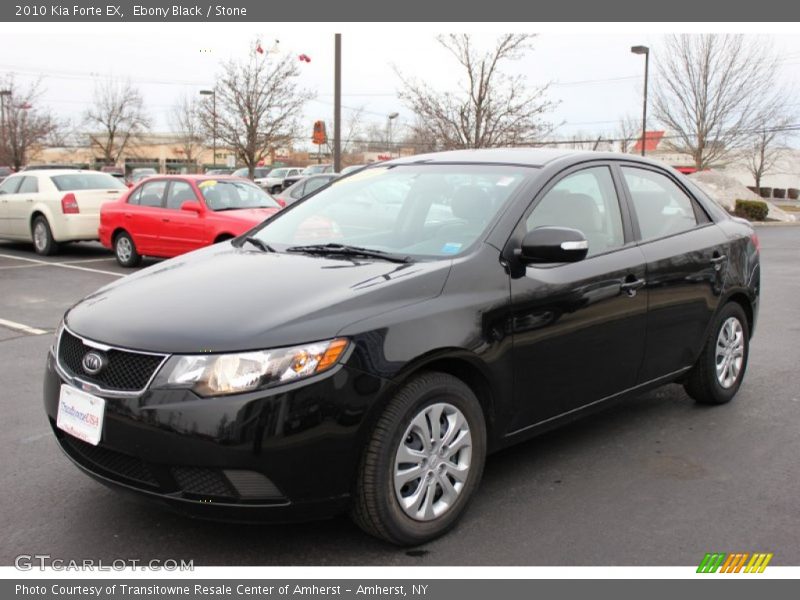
[387,112,399,158]
[630,45,649,157]
[199,89,217,168]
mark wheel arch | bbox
[724,291,755,338]
[214,232,235,243]
[387,349,498,444]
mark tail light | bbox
[750,232,760,253]
[61,193,79,214]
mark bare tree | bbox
[397,34,557,150]
[745,110,794,191]
[616,114,641,154]
[84,78,150,165]
[654,34,787,169]
[170,94,205,172]
[0,76,62,169]
[202,51,313,178]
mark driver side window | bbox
[526,166,625,257]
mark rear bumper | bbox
[51,214,100,242]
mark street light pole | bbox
[631,45,650,157]
[199,89,217,169]
[0,90,11,164]
[333,33,342,173]
[387,112,399,158]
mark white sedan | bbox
[0,169,128,255]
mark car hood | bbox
[66,243,451,353]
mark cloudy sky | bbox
[1,24,799,150]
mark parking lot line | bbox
[0,318,48,336]
[0,253,123,277]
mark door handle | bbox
[124,213,132,218]
[25,198,33,203]
[621,276,646,297]
[710,254,727,271]
[162,218,171,223]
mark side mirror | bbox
[180,201,203,214]
[517,226,589,264]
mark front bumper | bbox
[44,349,392,522]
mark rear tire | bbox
[351,372,486,546]
[114,231,141,268]
[684,302,750,405]
[32,216,59,256]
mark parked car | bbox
[128,167,157,184]
[100,166,125,176]
[232,167,272,178]
[0,169,127,254]
[256,167,304,194]
[273,173,339,206]
[205,168,234,176]
[21,164,84,171]
[98,175,282,266]
[340,164,365,175]
[299,163,334,177]
[45,149,760,546]
[0,166,13,183]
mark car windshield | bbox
[51,173,127,191]
[250,164,531,258]
[302,165,328,176]
[198,179,280,211]
[270,168,289,178]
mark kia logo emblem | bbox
[81,351,107,376]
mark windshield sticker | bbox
[198,180,217,188]
[441,242,462,254]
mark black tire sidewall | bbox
[368,374,486,545]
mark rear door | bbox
[0,176,23,236]
[7,176,38,237]
[617,163,728,381]
[509,163,648,430]
[157,180,207,255]
[124,179,169,255]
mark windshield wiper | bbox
[240,236,275,253]
[285,243,412,263]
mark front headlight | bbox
[156,338,349,396]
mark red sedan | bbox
[99,175,281,267]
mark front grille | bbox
[62,435,159,487]
[58,330,165,392]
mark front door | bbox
[509,164,648,432]
[157,180,206,255]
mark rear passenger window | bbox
[0,177,23,194]
[137,180,167,208]
[18,177,39,194]
[166,181,197,209]
[621,167,700,240]
[526,166,625,257]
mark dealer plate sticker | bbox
[57,384,105,446]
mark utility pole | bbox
[333,33,342,173]
[0,90,11,164]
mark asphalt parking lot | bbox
[1,227,799,566]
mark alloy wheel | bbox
[393,402,472,521]
[715,316,745,389]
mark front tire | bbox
[32,216,59,256]
[271,185,282,195]
[684,302,750,405]
[352,372,486,546]
[114,231,142,268]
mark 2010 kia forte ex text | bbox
[43,149,760,545]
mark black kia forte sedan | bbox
[44,149,760,545]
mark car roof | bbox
[9,169,107,177]
[384,148,667,169]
